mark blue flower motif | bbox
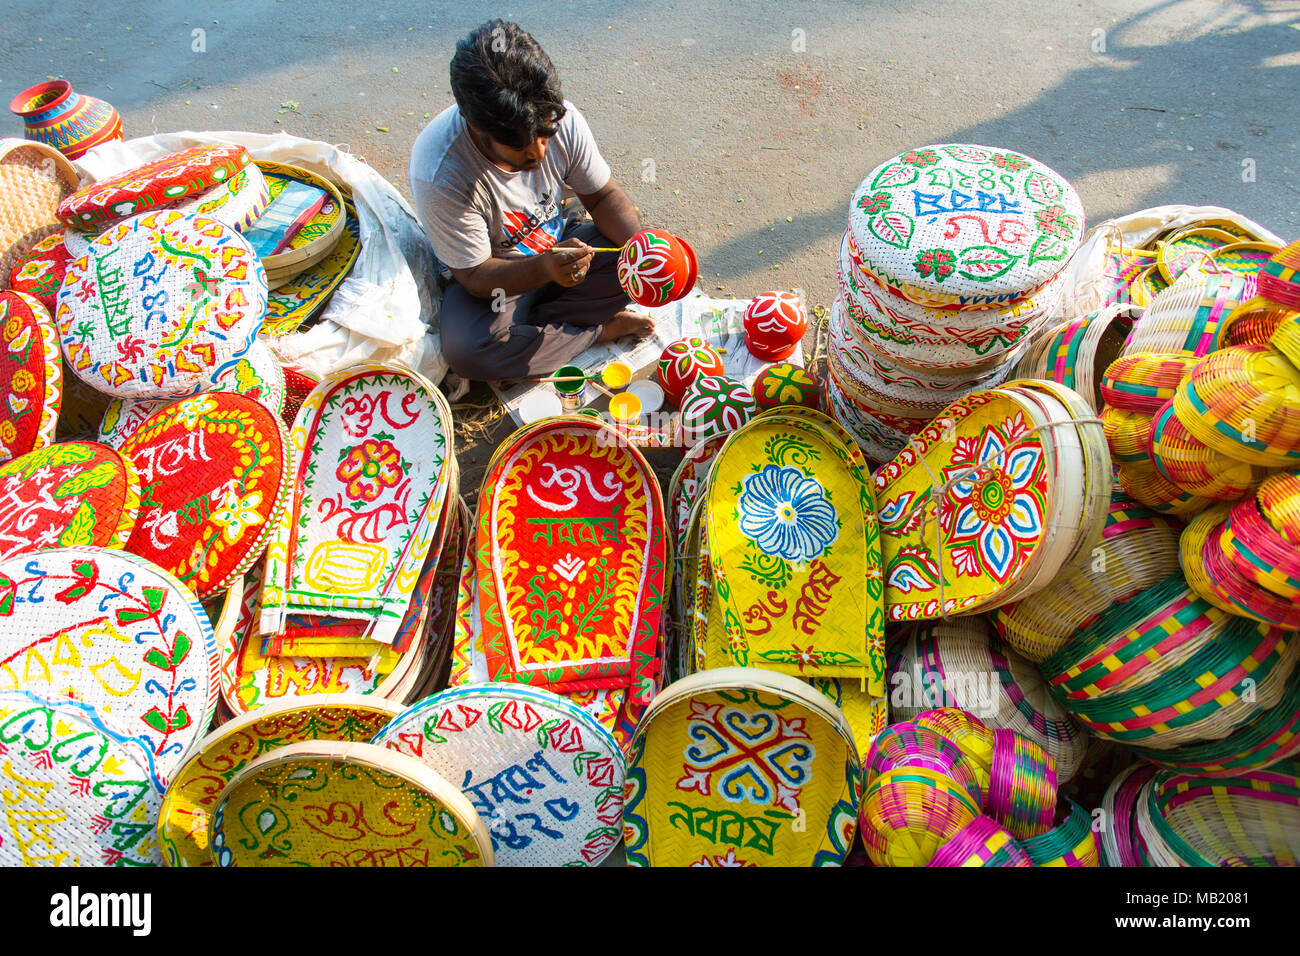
[737,464,838,562]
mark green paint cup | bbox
[554,365,587,412]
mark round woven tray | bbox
[1172,344,1300,467]
[256,160,347,284]
[1213,240,1283,277]
[157,694,404,866]
[1157,226,1240,284]
[209,740,494,866]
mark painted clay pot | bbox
[744,291,808,361]
[657,336,725,405]
[617,229,698,306]
[9,80,122,160]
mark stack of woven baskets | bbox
[859,708,1100,867]
[827,144,1085,462]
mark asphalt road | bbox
[6,0,1298,317]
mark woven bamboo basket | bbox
[1125,662,1300,776]
[1097,763,1158,866]
[1219,496,1300,601]
[1150,400,1271,502]
[1012,304,1137,412]
[1128,264,1168,307]
[1172,344,1300,467]
[1180,503,1244,617]
[1124,269,1254,357]
[1117,462,1214,519]
[1102,405,1156,466]
[1041,570,1300,751]
[987,729,1058,841]
[1135,765,1300,866]
[1199,518,1300,628]
[1018,798,1100,866]
[1271,312,1300,370]
[866,722,982,808]
[0,139,79,290]
[913,707,995,796]
[859,766,981,867]
[1212,240,1283,277]
[1156,226,1241,284]
[1257,238,1300,311]
[1220,299,1296,348]
[1257,469,1300,545]
[890,619,1089,781]
[993,495,1182,663]
[1101,352,1201,414]
[927,815,1034,867]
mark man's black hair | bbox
[450,21,566,150]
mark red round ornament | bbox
[657,336,725,406]
[744,291,808,362]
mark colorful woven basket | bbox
[1135,764,1300,867]
[1012,303,1137,412]
[1123,269,1255,357]
[889,618,1089,781]
[1171,344,1300,467]
[1018,798,1099,866]
[1212,240,1283,278]
[1097,763,1157,866]
[993,495,1182,663]
[1257,469,1300,545]
[866,722,982,807]
[1102,405,1155,465]
[1116,462,1213,520]
[1150,400,1271,502]
[859,765,981,866]
[1157,227,1240,284]
[1101,351,1200,414]
[1041,570,1300,755]
[926,814,1034,866]
[1257,239,1300,311]
[987,728,1058,840]
[912,707,996,791]
[262,195,362,336]
[0,139,79,287]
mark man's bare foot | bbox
[598,311,656,343]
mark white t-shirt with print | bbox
[409,100,611,270]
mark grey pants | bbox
[439,221,632,381]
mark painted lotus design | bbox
[940,423,1045,582]
[737,463,838,563]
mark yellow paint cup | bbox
[602,361,632,389]
[608,391,642,424]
